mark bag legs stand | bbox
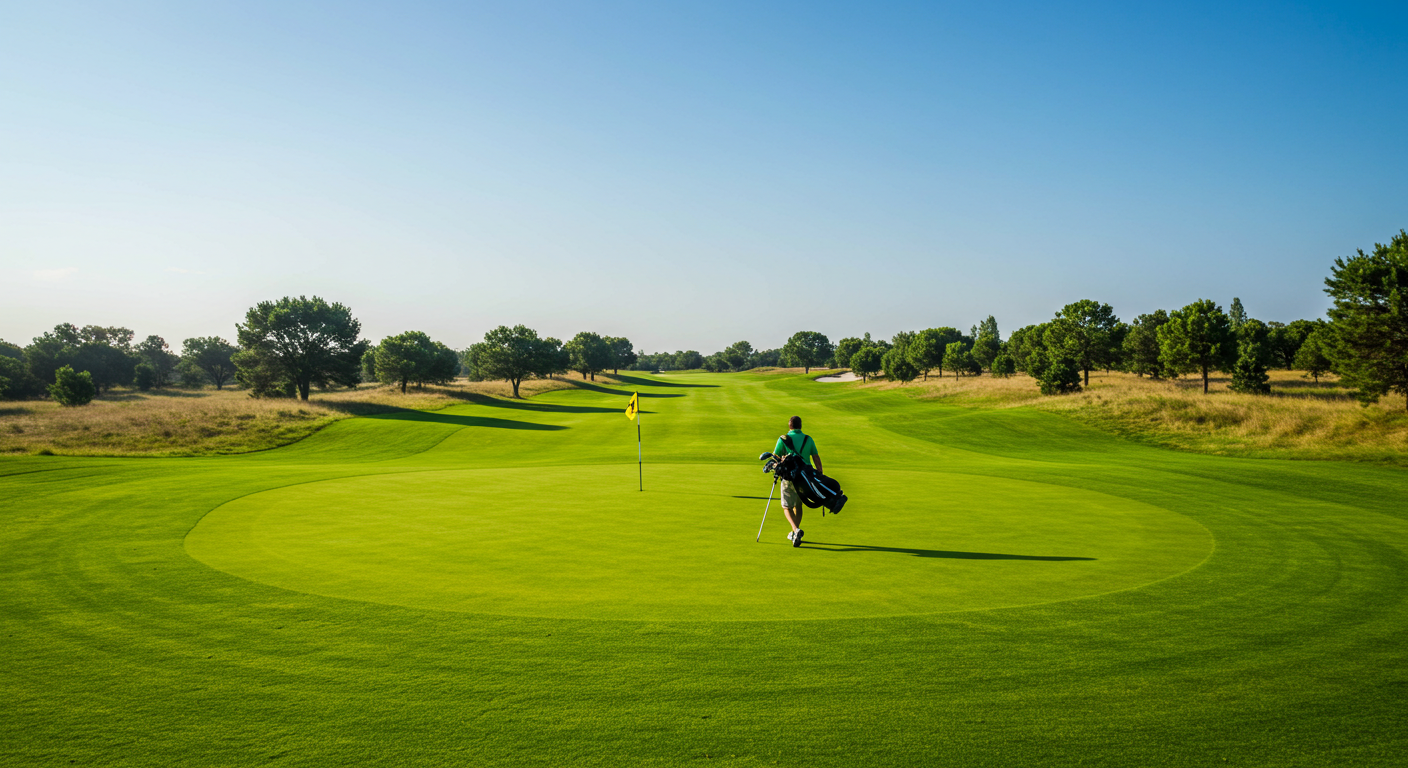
[755,474,779,543]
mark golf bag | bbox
[775,435,848,516]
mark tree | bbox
[535,337,568,379]
[479,325,551,397]
[375,331,439,393]
[565,332,614,380]
[49,364,95,406]
[1267,319,1319,369]
[181,337,238,389]
[1323,229,1408,407]
[882,346,919,384]
[1294,325,1334,383]
[944,341,975,377]
[908,328,948,380]
[969,317,1002,371]
[781,331,833,374]
[832,337,865,370]
[604,337,637,375]
[462,343,489,382]
[1044,300,1121,386]
[1159,299,1236,394]
[721,340,754,372]
[1039,353,1082,395]
[1122,310,1169,378]
[134,363,157,391]
[0,355,45,400]
[1007,324,1048,375]
[233,296,368,401]
[1229,342,1271,394]
[992,353,1016,377]
[135,335,179,387]
[850,346,883,382]
[71,342,136,394]
[1228,297,1247,337]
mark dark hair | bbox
[788,415,802,429]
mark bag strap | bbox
[779,433,812,457]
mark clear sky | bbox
[3,1,1405,354]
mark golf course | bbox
[2,372,1405,766]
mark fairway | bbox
[3,372,1406,766]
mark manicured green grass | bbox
[2,372,1405,766]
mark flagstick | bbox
[636,410,643,492]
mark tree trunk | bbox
[511,377,520,398]
[299,380,311,401]
[400,379,407,394]
[1202,364,1209,394]
[805,366,810,374]
[1084,367,1090,386]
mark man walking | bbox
[774,415,823,548]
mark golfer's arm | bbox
[812,455,823,474]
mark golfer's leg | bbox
[783,506,799,532]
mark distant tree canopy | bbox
[478,325,559,397]
[134,335,179,388]
[233,296,368,401]
[1122,310,1169,378]
[565,332,613,380]
[849,346,883,382]
[832,337,865,370]
[969,316,1001,372]
[1323,229,1408,407]
[882,345,918,384]
[49,364,96,406]
[1159,299,1236,394]
[604,336,637,375]
[781,331,833,374]
[944,341,975,377]
[908,327,957,379]
[178,337,238,390]
[1294,324,1335,383]
[371,331,459,393]
[1044,300,1120,386]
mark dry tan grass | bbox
[860,369,1408,464]
[0,376,584,457]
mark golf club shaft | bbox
[756,475,778,542]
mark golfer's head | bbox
[789,416,802,430]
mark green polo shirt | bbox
[774,430,818,463]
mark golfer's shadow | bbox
[802,541,1094,561]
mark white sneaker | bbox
[786,530,795,541]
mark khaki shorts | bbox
[780,478,801,509]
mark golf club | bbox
[755,472,779,543]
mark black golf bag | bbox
[775,435,848,516]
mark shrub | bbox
[134,362,157,391]
[1039,355,1082,395]
[992,353,1016,378]
[1229,343,1271,394]
[49,365,96,406]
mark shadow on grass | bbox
[457,394,623,414]
[0,406,34,417]
[609,373,718,389]
[362,408,566,431]
[802,541,1095,561]
[571,382,684,398]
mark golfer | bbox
[775,415,822,548]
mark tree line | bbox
[4,229,1403,407]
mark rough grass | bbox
[0,376,584,457]
[855,368,1408,464]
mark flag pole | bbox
[636,409,643,492]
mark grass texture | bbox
[1,371,1405,766]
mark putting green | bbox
[188,465,1210,620]
[4,370,1406,767]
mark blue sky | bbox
[2,1,1405,354]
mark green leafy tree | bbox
[361,346,379,384]
[1159,299,1236,394]
[461,343,488,382]
[1294,325,1335,383]
[375,331,439,393]
[1038,353,1082,395]
[1228,297,1247,337]
[908,328,950,380]
[944,341,977,377]
[535,337,568,379]
[969,317,1001,371]
[135,335,179,387]
[781,331,834,374]
[0,355,45,400]
[181,337,239,389]
[479,325,551,397]
[676,350,704,370]
[604,337,637,375]
[1044,300,1121,386]
[1266,319,1319,369]
[71,342,137,394]
[832,337,864,369]
[1229,343,1271,394]
[1007,324,1048,374]
[233,296,368,401]
[882,346,918,384]
[566,332,614,380]
[992,352,1016,378]
[1122,310,1169,377]
[48,364,96,406]
[1323,229,1408,407]
[720,340,754,372]
[850,346,883,382]
[134,363,157,391]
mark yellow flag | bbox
[625,392,639,420]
